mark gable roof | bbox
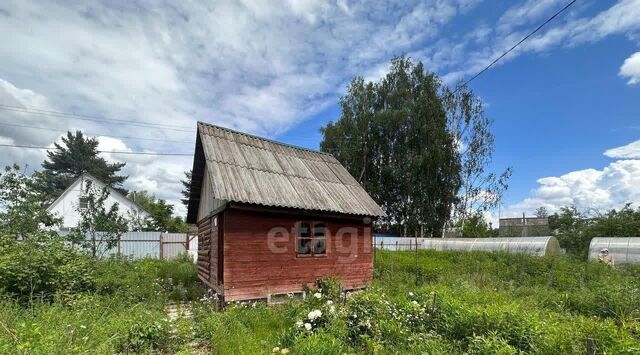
[47,172,150,216]
[186,122,385,222]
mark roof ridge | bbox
[197,121,333,157]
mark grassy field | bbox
[1,251,639,354]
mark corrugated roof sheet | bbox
[196,122,385,217]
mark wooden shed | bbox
[186,122,385,302]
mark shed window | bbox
[297,221,326,256]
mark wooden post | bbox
[414,235,419,285]
[159,233,164,260]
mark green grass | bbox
[1,251,639,354]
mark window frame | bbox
[296,221,327,257]
[78,196,89,210]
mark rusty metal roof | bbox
[187,121,384,221]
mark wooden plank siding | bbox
[222,208,373,301]
[197,214,223,294]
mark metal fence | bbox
[57,231,198,260]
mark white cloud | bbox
[604,139,640,159]
[503,160,640,216]
[0,0,481,217]
[502,139,640,217]
[497,0,565,33]
[96,136,191,216]
[1,0,639,218]
[619,51,640,85]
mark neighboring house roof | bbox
[186,121,385,223]
[46,172,150,216]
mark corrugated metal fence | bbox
[57,231,198,260]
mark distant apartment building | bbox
[499,215,550,237]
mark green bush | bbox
[0,238,95,304]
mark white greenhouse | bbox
[588,237,640,264]
[375,236,561,256]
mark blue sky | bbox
[278,0,640,220]
[0,0,639,218]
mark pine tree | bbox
[180,170,192,208]
[35,131,128,199]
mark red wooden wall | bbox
[222,208,373,301]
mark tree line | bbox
[549,205,640,257]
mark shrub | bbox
[0,237,94,304]
[118,311,172,353]
[94,254,200,302]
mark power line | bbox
[0,143,193,156]
[0,104,195,133]
[459,0,577,89]
[0,121,193,144]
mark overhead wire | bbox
[0,104,195,133]
[0,143,193,156]
[0,121,194,144]
[458,0,578,89]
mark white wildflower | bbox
[304,322,312,331]
[281,349,290,354]
[295,320,304,328]
[313,292,322,299]
[412,300,419,305]
[79,325,87,329]
[329,306,336,314]
[308,309,322,320]
[326,300,333,306]
[272,346,280,353]
[408,292,414,296]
